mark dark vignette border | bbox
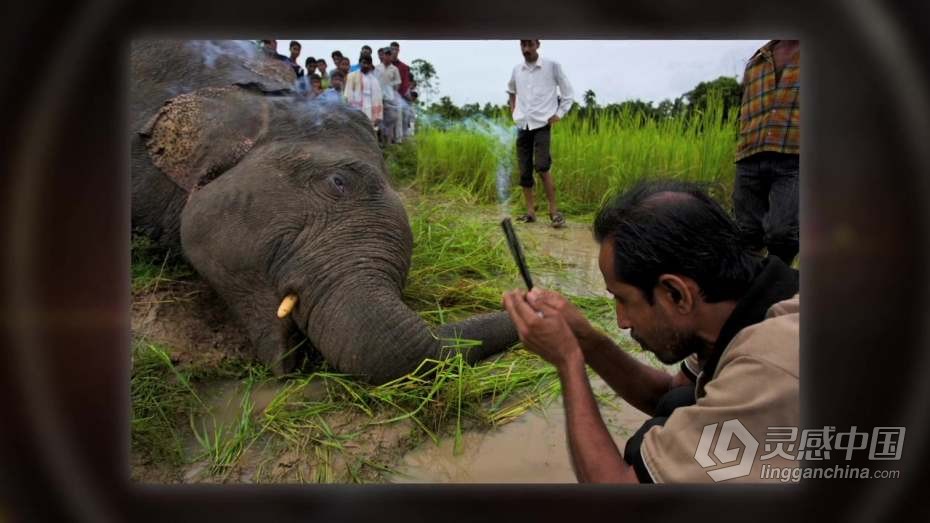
[1,1,929,521]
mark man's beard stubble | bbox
[634,328,705,365]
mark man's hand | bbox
[502,289,583,371]
[526,288,596,344]
[548,114,561,125]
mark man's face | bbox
[331,76,344,91]
[520,40,539,61]
[361,60,373,73]
[390,45,400,59]
[381,51,393,65]
[362,48,372,57]
[317,60,326,71]
[340,58,350,72]
[290,44,300,59]
[311,79,322,92]
[598,240,701,364]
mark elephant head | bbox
[131,41,518,382]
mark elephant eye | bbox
[330,175,346,193]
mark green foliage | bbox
[131,341,203,468]
[131,234,194,293]
[383,138,418,182]
[412,94,739,215]
[684,76,743,118]
[408,126,509,203]
[410,58,438,103]
[403,198,558,324]
[583,89,597,109]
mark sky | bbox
[280,39,768,106]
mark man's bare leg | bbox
[522,186,537,220]
[540,171,559,217]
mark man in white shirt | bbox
[345,55,383,131]
[375,47,402,144]
[507,40,574,228]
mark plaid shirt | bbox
[735,41,800,161]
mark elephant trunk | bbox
[301,279,518,384]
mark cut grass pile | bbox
[402,197,563,324]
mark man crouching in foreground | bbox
[502,179,799,483]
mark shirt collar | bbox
[521,56,543,71]
[701,255,800,381]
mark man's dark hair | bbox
[304,56,316,68]
[317,58,326,65]
[309,73,322,82]
[362,45,372,52]
[593,179,759,304]
[330,69,345,81]
[289,41,301,49]
[332,50,343,58]
[359,55,373,65]
[390,41,399,48]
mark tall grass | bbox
[408,95,738,214]
[408,128,508,203]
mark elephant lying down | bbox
[130,40,518,383]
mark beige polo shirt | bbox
[638,294,800,483]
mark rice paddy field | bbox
[131,99,739,483]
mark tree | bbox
[429,96,461,121]
[410,58,438,104]
[684,76,742,118]
[583,89,598,109]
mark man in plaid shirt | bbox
[733,40,800,265]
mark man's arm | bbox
[507,68,517,112]
[503,290,638,483]
[575,327,682,415]
[528,289,687,415]
[559,348,639,482]
[553,62,574,118]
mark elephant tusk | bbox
[277,294,299,319]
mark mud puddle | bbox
[389,214,666,483]
[391,375,649,483]
[520,220,607,297]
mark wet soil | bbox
[131,205,665,483]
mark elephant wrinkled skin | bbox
[131,40,518,382]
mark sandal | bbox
[516,213,537,223]
[550,212,566,228]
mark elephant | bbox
[130,40,518,383]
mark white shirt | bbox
[374,63,401,103]
[507,56,575,131]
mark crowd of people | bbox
[258,40,419,145]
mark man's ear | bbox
[657,274,695,314]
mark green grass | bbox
[131,196,576,483]
[131,234,195,293]
[402,197,562,324]
[131,340,205,469]
[406,96,738,215]
[131,100,715,481]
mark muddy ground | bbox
[131,212,665,483]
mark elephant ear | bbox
[139,86,270,191]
